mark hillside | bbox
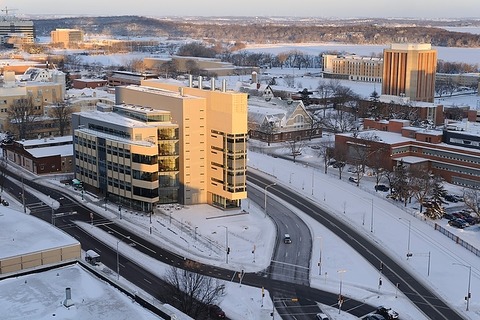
[33,16,480,47]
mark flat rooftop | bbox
[0,264,161,320]
[0,208,79,260]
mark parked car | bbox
[208,304,226,319]
[316,312,329,320]
[448,218,468,229]
[348,177,359,183]
[332,162,344,168]
[363,314,386,320]
[443,194,458,202]
[1,199,9,206]
[443,213,455,220]
[374,184,389,192]
[376,306,399,319]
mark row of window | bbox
[76,166,98,181]
[107,162,132,175]
[107,145,131,158]
[76,152,97,164]
[107,177,132,191]
[422,148,480,165]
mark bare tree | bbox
[0,156,7,195]
[284,139,305,163]
[463,187,480,217]
[161,265,224,319]
[334,143,348,180]
[315,136,334,174]
[51,103,73,136]
[7,97,41,140]
[409,167,434,213]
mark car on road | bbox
[363,314,385,320]
[316,312,329,320]
[208,304,226,319]
[376,306,399,319]
[374,184,389,192]
[348,176,359,183]
[283,233,292,244]
[448,218,468,228]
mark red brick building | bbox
[336,119,480,188]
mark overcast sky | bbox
[6,0,480,19]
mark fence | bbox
[434,223,480,257]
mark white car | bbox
[316,313,329,320]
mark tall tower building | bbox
[382,43,437,103]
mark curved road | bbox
[248,169,464,320]
[6,169,377,319]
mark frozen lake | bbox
[243,42,480,65]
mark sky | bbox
[2,134,479,319]
[6,0,480,19]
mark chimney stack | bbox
[211,78,215,91]
[188,75,193,88]
[222,79,227,92]
[63,287,74,307]
[198,76,203,89]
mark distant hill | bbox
[32,16,480,48]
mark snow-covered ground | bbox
[2,138,479,319]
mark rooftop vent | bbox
[63,287,74,308]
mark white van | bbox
[284,234,292,244]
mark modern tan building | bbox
[322,54,383,82]
[382,43,437,103]
[51,28,84,48]
[112,78,248,209]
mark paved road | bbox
[6,169,378,319]
[248,169,465,320]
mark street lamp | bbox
[370,198,374,233]
[218,225,229,264]
[453,263,472,311]
[337,269,347,314]
[316,236,323,276]
[264,182,276,217]
[399,218,412,259]
[289,172,294,184]
[116,235,131,280]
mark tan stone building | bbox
[114,78,248,209]
[0,72,64,137]
[322,54,383,83]
[51,28,84,48]
[73,78,248,211]
[382,43,437,103]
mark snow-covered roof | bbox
[397,156,429,164]
[0,264,161,320]
[18,136,72,148]
[27,144,73,158]
[0,207,79,260]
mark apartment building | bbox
[322,54,383,82]
[382,43,437,103]
[112,77,248,209]
[51,28,84,48]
